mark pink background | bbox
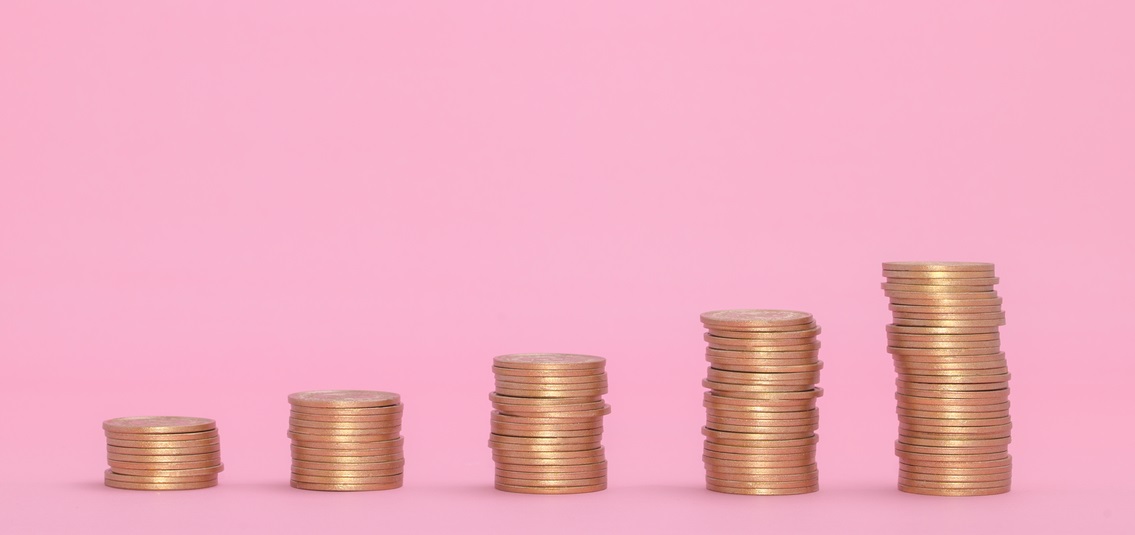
[2,1,1133,533]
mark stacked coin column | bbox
[882,261,1012,496]
[700,310,823,495]
[288,390,405,491]
[103,416,223,490]
[489,354,610,494]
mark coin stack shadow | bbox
[882,261,1012,496]
[288,390,405,491]
[489,354,610,494]
[103,416,222,490]
[700,310,823,495]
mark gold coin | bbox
[882,261,995,272]
[496,468,607,480]
[898,483,1009,496]
[292,459,405,471]
[494,482,606,494]
[290,404,403,417]
[899,469,1010,483]
[289,418,401,430]
[898,407,1010,419]
[495,377,608,389]
[495,475,606,487]
[703,385,823,398]
[893,318,1006,328]
[895,372,1010,385]
[291,473,403,485]
[882,268,995,279]
[895,440,1010,455]
[288,390,400,409]
[897,401,1010,414]
[705,335,821,350]
[705,326,822,340]
[702,428,816,442]
[490,419,603,432]
[900,455,1011,469]
[900,414,1011,426]
[493,354,606,370]
[898,477,1011,489]
[887,295,1003,306]
[105,437,220,449]
[898,435,1011,448]
[490,411,604,425]
[491,447,604,459]
[899,422,1013,436]
[291,466,404,478]
[492,453,607,465]
[895,386,1009,399]
[492,366,605,378]
[289,437,403,450]
[895,363,1009,375]
[706,482,818,495]
[896,451,1009,463]
[289,411,402,423]
[706,369,821,384]
[705,321,819,335]
[494,461,607,473]
[492,386,608,398]
[706,407,818,420]
[488,441,603,453]
[889,305,1003,315]
[291,445,403,458]
[107,444,220,456]
[704,394,817,410]
[703,450,815,462]
[105,478,217,491]
[887,323,1000,335]
[290,480,402,492]
[287,429,401,441]
[892,351,1008,363]
[892,310,1005,321]
[490,427,603,439]
[705,476,818,489]
[704,458,815,469]
[108,459,221,471]
[292,453,404,464]
[705,469,817,482]
[886,277,1000,287]
[104,430,220,442]
[707,414,819,427]
[488,392,606,407]
[103,416,216,434]
[889,347,1001,357]
[493,407,613,419]
[700,310,814,329]
[887,331,1001,343]
[896,392,1008,405]
[489,434,601,446]
[709,362,824,374]
[882,281,997,292]
[706,348,821,360]
[704,461,818,474]
[104,469,217,484]
[705,439,816,453]
[706,421,818,434]
[106,452,221,463]
[899,463,1011,476]
[493,374,608,386]
[108,464,224,477]
[896,380,1010,392]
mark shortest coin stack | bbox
[103,416,222,490]
[288,390,405,491]
[489,354,610,494]
[700,310,824,495]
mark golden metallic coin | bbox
[105,437,220,449]
[108,464,224,477]
[899,469,1010,483]
[705,440,816,454]
[885,276,999,287]
[900,415,1011,427]
[703,386,823,400]
[288,418,401,430]
[887,331,1000,342]
[887,323,1000,335]
[896,380,1010,392]
[705,326,822,340]
[895,451,1009,463]
[895,372,1010,385]
[706,482,818,495]
[707,414,819,427]
[489,434,601,445]
[899,422,1013,436]
[706,421,818,434]
[706,335,821,350]
[895,440,1010,455]
[108,459,221,471]
[106,452,221,463]
[896,392,1008,405]
[895,387,1009,399]
[882,281,997,292]
[289,404,403,417]
[492,366,605,378]
[103,416,216,434]
[107,444,219,456]
[488,392,606,406]
[704,394,817,410]
[892,352,1008,363]
[291,466,403,477]
[493,386,608,398]
[496,468,607,480]
[493,408,612,420]
[894,318,1006,328]
[289,436,403,450]
[289,411,402,424]
[490,419,602,432]
[706,407,818,420]
[898,407,1010,419]
[104,469,217,484]
[493,354,606,370]
[883,261,995,272]
[494,461,607,473]
[887,295,1003,306]
[892,310,1005,321]
[488,441,604,452]
[882,269,995,279]
[706,369,821,384]
[490,427,603,439]
[700,310,814,329]
[495,377,608,388]
[899,463,1011,476]
[492,453,607,465]
[898,483,1009,496]
[898,477,1011,489]
[705,476,818,489]
[704,462,818,475]
[293,459,405,471]
[704,457,815,469]
[703,450,815,462]
[105,478,218,491]
[495,475,606,487]
[705,469,817,482]
[706,347,821,360]
[490,411,604,425]
[491,447,604,459]
[291,473,403,485]
[709,362,823,374]
[291,445,403,458]
[287,430,401,442]
[493,374,608,386]
[900,455,1011,469]
[897,401,1011,414]
[104,430,220,442]
[889,305,1003,316]
[292,452,404,464]
[889,347,1001,357]
[494,482,606,494]
[290,480,402,491]
[898,435,1011,448]
[288,390,400,409]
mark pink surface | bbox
[1,1,1133,533]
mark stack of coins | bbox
[700,310,823,495]
[489,354,610,494]
[103,416,222,490]
[882,261,1012,496]
[288,390,405,491]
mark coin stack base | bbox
[700,310,823,495]
[489,354,610,494]
[103,416,223,490]
[883,261,1013,496]
[288,390,405,492]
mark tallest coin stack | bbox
[882,261,1013,496]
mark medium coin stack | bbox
[700,310,823,495]
[882,261,1012,496]
[288,390,405,491]
[103,416,223,490]
[489,354,610,494]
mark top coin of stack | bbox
[288,390,405,491]
[489,354,610,494]
[882,261,1012,496]
[103,416,223,490]
[700,310,823,495]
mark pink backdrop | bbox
[2,1,1132,533]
